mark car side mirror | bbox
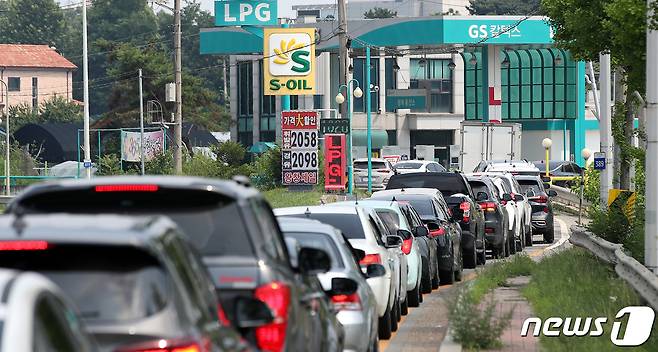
[514,194,524,202]
[385,235,403,248]
[543,182,551,189]
[547,190,558,197]
[414,225,429,237]
[425,221,441,232]
[234,297,275,329]
[476,191,488,202]
[502,193,513,202]
[397,229,413,240]
[328,277,358,296]
[352,248,366,262]
[298,247,331,275]
[365,264,386,278]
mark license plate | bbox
[360,177,369,182]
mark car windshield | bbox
[284,232,344,269]
[0,245,170,323]
[282,213,366,240]
[394,162,423,169]
[12,188,255,257]
[517,180,543,196]
[354,161,387,170]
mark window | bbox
[7,77,20,92]
[353,58,379,113]
[285,232,344,269]
[251,199,288,263]
[385,58,398,91]
[259,63,276,142]
[32,77,39,109]
[237,61,254,146]
[464,52,483,120]
[33,295,79,351]
[410,59,453,113]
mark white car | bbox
[486,173,533,250]
[274,205,405,340]
[0,269,97,351]
[354,158,396,191]
[331,200,422,310]
[475,160,541,176]
[394,160,447,174]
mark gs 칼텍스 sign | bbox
[264,28,316,95]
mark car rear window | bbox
[394,162,423,169]
[0,245,169,323]
[281,213,366,240]
[12,188,255,257]
[517,180,543,196]
[354,161,387,170]
[285,232,344,269]
[386,174,469,196]
[469,181,492,198]
[376,210,401,231]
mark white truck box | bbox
[459,122,523,172]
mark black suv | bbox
[515,175,558,243]
[0,214,251,352]
[467,175,511,258]
[7,176,346,352]
[386,172,486,269]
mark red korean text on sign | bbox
[281,111,318,130]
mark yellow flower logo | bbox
[273,39,305,65]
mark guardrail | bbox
[570,226,658,311]
[0,196,13,205]
[552,184,590,208]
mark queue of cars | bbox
[0,158,558,351]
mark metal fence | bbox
[570,226,658,310]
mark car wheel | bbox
[525,225,534,247]
[463,245,477,269]
[407,281,421,307]
[378,306,392,339]
[431,264,440,289]
[421,259,431,294]
[401,296,409,315]
[440,267,455,285]
[391,300,399,331]
[544,228,555,244]
[370,336,379,352]
[477,248,487,265]
[518,225,526,251]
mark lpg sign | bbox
[215,0,277,26]
[264,28,316,95]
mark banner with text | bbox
[324,134,346,191]
[282,111,319,186]
[121,130,165,162]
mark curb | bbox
[438,328,462,352]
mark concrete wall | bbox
[0,68,73,108]
[521,130,571,162]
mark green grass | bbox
[523,248,658,351]
[262,188,325,208]
[469,254,536,302]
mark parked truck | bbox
[459,122,523,172]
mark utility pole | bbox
[82,0,91,179]
[599,53,613,210]
[139,69,145,176]
[645,0,658,274]
[337,0,348,119]
[173,0,183,174]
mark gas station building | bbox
[201,15,599,167]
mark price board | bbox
[281,111,319,186]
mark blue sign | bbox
[386,89,427,111]
[215,0,277,27]
[593,152,606,170]
[83,160,93,169]
[443,18,554,44]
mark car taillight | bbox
[331,293,362,311]
[360,254,382,266]
[479,202,497,212]
[460,202,471,222]
[543,206,550,213]
[217,302,231,326]
[530,196,548,203]
[485,228,495,233]
[401,237,413,255]
[254,282,291,352]
[115,339,206,352]
[95,184,159,192]
[377,169,390,173]
[0,241,49,251]
[430,227,445,237]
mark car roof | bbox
[10,176,260,205]
[277,217,339,235]
[486,163,540,171]
[274,205,360,216]
[331,200,404,211]
[0,214,176,247]
[354,158,387,163]
[372,188,441,198]
[514,175,544,181]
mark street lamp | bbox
[579,148,592,224]
[0,80,8,196]
[336,78,361,195]
[542,138,553,178]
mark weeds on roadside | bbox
[449,287,514,350]
[470,254,536,302]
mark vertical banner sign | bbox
[264,28,316,95]
[281,111,319,186]
[324,134,347,191]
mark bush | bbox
[215,141,247,166]
[252,147,282,190]
[449,288,513,350]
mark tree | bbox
[542,0,646,189]
[0,0,67,47]
[468,0,541,15]
[8,97,83,133]
[364,7,397,19]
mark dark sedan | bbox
[515,175,558,243]
[467,175,511,258]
